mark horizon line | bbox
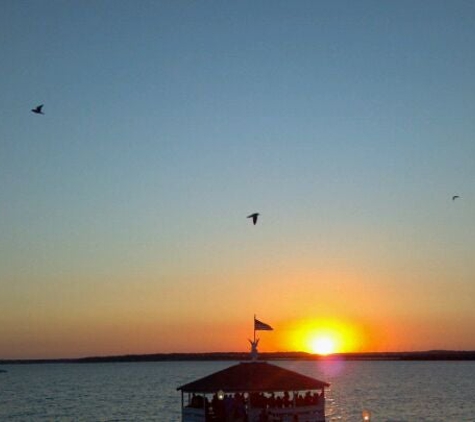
[2,349,475,364]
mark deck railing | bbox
[267,404,325,422]
[183,400,325,422]
[182,406,206,422]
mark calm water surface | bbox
[1,360,474,421]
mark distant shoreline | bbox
[2,350,475,364]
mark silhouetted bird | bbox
[31,104,44,115]
[247,213,260,225]
[452,195,460,201]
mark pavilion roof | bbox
[177,361,329,393]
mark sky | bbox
[1,0,475,359]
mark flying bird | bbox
[31,104,44,115]
[247,213,260,225]
[452,195,460,201]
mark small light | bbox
[362,409,371,421]
[217,390,224,400]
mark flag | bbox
[254,318,273,331]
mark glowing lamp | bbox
[217,390,225,400]
[362,409,371,421]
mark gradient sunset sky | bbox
[1,1,475,359]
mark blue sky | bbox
[1,1,475,357]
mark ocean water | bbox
[1,360,474,421]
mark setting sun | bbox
[284,318,364,355]
[309,336,336,355]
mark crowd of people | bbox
[248,391,322,408]
[187,390,323,421]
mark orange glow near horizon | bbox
[286,318,363,355]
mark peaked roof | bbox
[177,361,329,393]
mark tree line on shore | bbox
[2,350,475,365]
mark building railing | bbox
[267,404,325,422]
[183,403,325,422]
[182,406,206,422]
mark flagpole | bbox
[253,314,256,344]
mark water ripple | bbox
[0,361,474,421]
